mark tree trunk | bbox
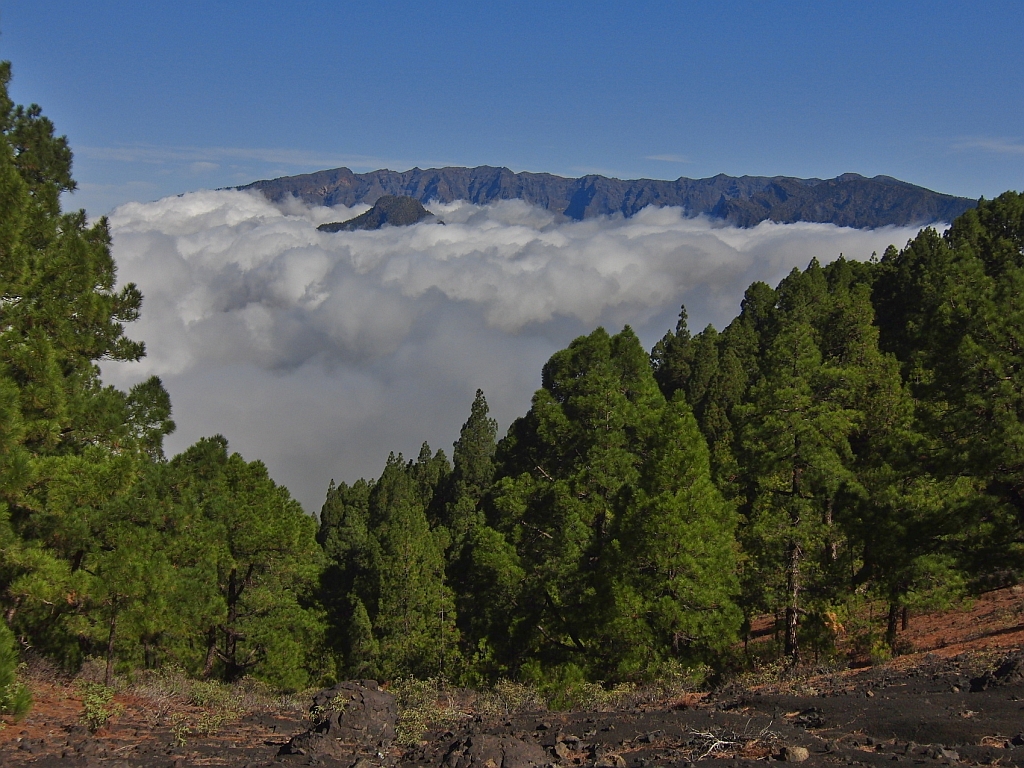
[104,611,118,687]
[902,605,910,631]
[823,496,838,562]
[202,626,218,678]
[438,576,448,678]
[784,539,802,664]
[886,601,899,649]
[784,456,803,665]
[5,597,20,625]
[223,567,240,679]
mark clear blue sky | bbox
[3,1,1022,216]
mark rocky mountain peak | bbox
[317,195,438,232]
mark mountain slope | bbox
[240,166,976,228]
[317,195,437,232]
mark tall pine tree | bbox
[487,327,740,680]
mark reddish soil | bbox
[892,587,1024,659]
[2,587,1023,768]
[0,678,304,766]
[745,586,1024,664]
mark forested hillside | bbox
[1,60,1023,716]
[317,191,1024,687]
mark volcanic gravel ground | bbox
[405,654,1024,768]
[6,654,1021,768]
[2,588,1022,768]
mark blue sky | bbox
[7,1,1022,509]
[3,1,1022,217]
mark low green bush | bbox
[0,622,31,719]
[77,681,122,732]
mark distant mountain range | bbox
[239,166,976,229]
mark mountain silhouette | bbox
[317,195,437,232]
[241,166,975,229]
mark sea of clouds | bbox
[101,189,926,514]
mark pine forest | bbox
[2,62,1024,715]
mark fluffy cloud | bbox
[101,190,924,513]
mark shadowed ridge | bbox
[317,195,438,232]
[240,166,976,229]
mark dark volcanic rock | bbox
[317,195,437,232]
[970,650,1024,691]
[442,734,548,768]
[241,166,976,229]
[282,680,397,760]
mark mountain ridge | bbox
[239,166,976,229]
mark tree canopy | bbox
[0,63,325,697]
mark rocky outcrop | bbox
[442,733,548,768]
[318,195,438,232]
[240,166,976,229]
[282,680,397,762]
[970,650,1024,691]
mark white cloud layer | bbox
[102,190,925,514]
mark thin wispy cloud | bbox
[101,190,925,514]
[76,144,399,170]
[952,137,1024,156]
[70,146,457,216]
[75,180,160,194]
[646,154,692,163]
[188,161,219,175]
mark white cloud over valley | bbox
[102,190,926,514]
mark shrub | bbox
[390,677,467,745]
[0,622,31,719]
[77,681,122,732]
[475,679,545,717]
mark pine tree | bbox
[171,437,325,690]
[0,61,176,668]
[817,260,962,648]
[653,287,776,507]
[441,391,511,679]
[0,60,347,689]
[489,327,740,680]
[344,596,379,677]
[367,452,456,679]
[599,392,741,678]
[737,263,858,663]
[874,194,1024,578]
[318,479,379,673]
[451,521,524,681]
[443,390,498,548]
[319,450,457,680]
[651,306,694,399]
